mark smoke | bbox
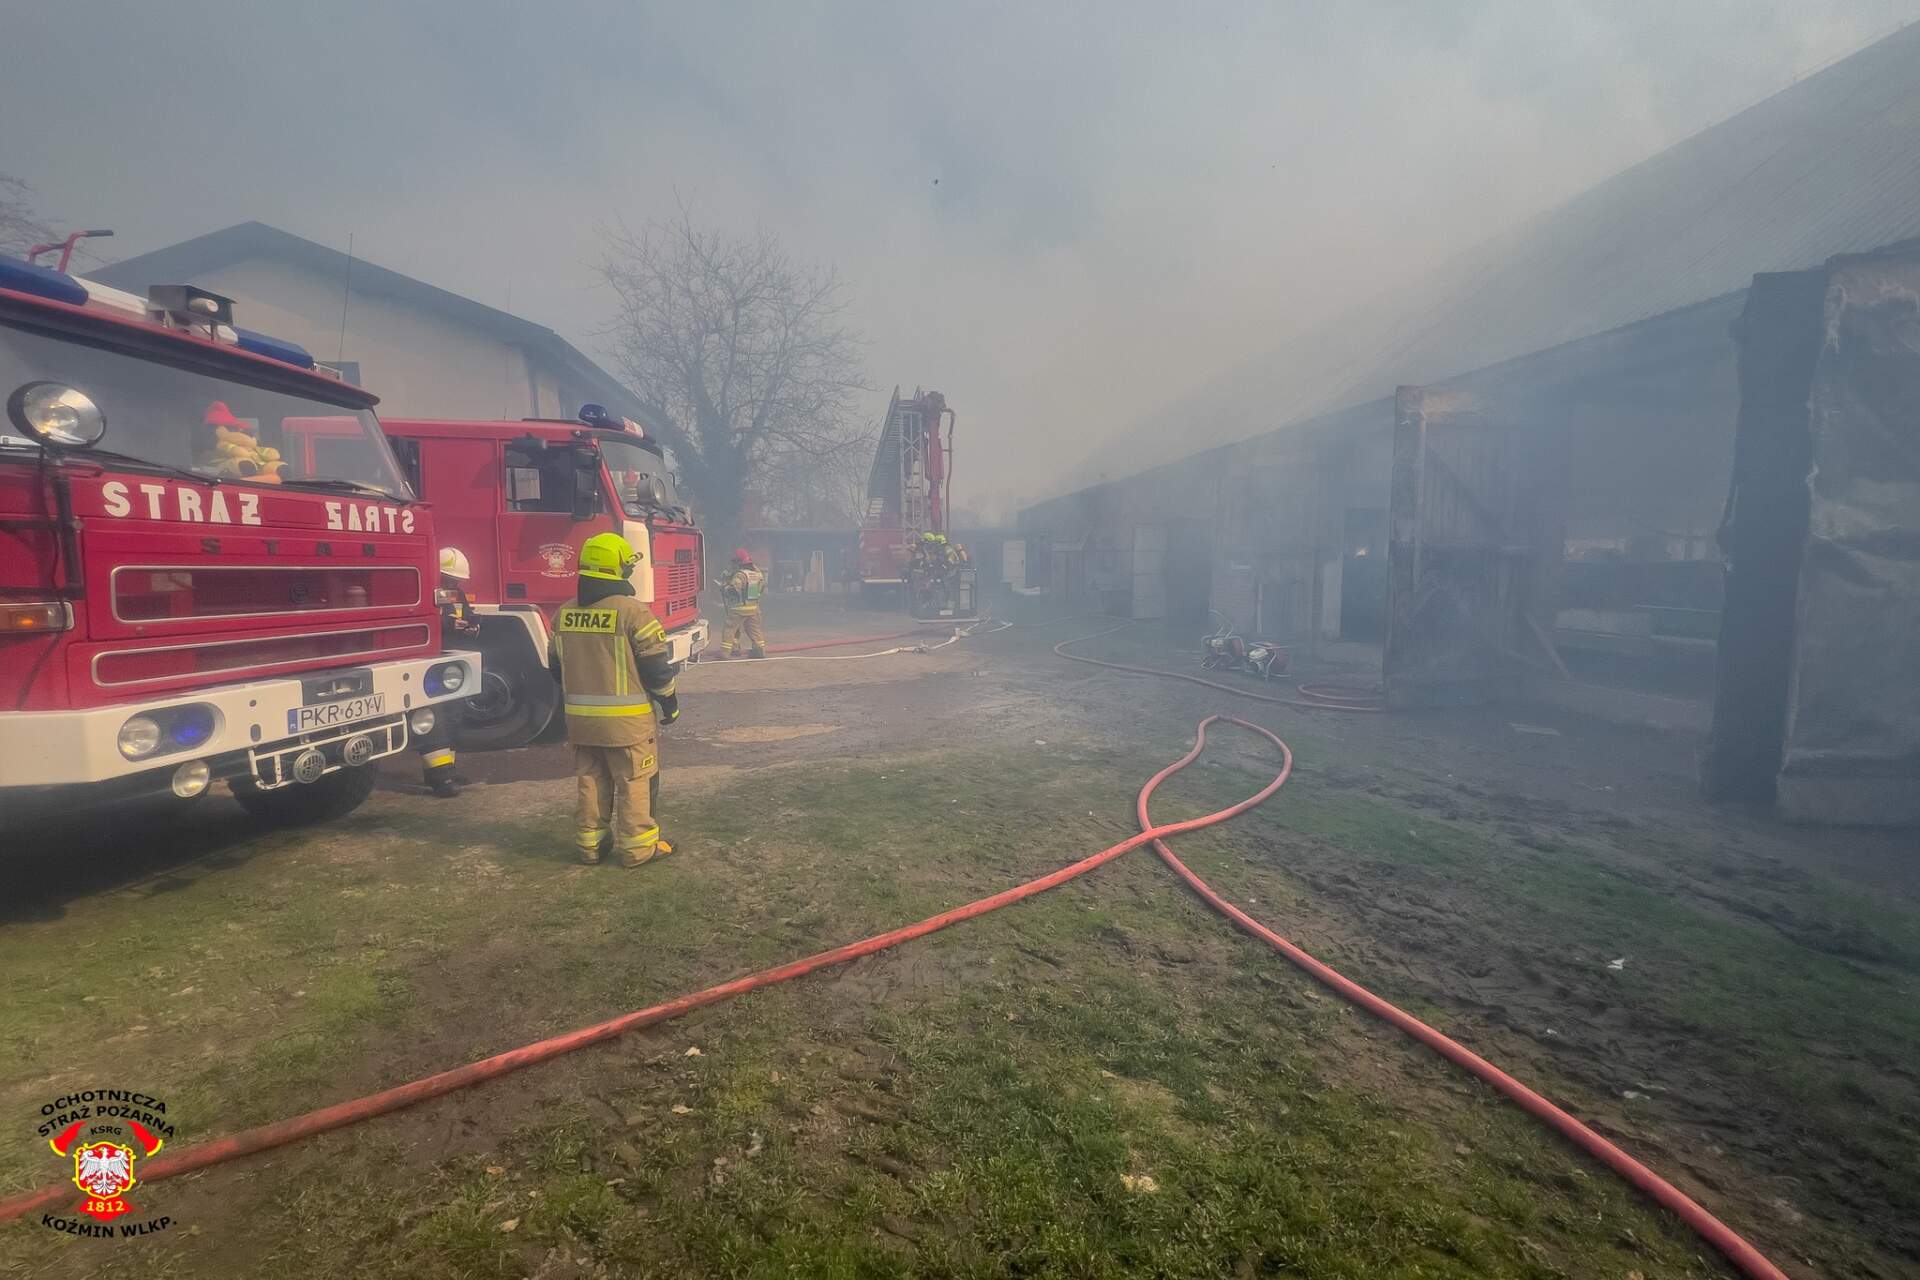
[3,0,1912,506]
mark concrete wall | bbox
[184,257,600,419]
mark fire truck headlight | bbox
[425,661,467,696]
[8,382,106,448]
[118,715,162,759]
[170,760,212,799]
[409,708,436,736]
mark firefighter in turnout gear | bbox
[549,532,682,866]
[417,547,480,797]
[716,548,767,658]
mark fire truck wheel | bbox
[450,620,559,751]
[231,765,378,826]
[451,668,556,750]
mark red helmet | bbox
[203,400,250,431]
[732,548,752,564]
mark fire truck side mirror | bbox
[571,463,601,522]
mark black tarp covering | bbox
[1701,271,1823,803]
[1773,251,1920,823]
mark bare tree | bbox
[597,206,867,544]
[752,432,873,529]
[0,173,55,258]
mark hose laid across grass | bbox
[1058,633,1789,1280]
[0,718,1291,1228]
[0,630,1792,1280]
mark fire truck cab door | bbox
[499,442,610,600]
[408,436,502,602]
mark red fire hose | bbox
[0,637,1792,1280]
[1054,641,1788,1280]
[1140,756,1790,1278]
[0,719,1290,1228]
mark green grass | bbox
[101,907,1710,1279]
[1154,755,1920,1275]
[4,722,1911,1276]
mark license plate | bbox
[287,693,386,734]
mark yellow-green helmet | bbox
[579,532,640,580]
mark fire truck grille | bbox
[94,625,433,687]
[660,562,701,625]
[113,565,421,622]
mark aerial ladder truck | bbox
[855,387,976,622]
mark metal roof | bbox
[91,222,658,431]
[1082,20,1920,484]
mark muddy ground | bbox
[3,595,1916,1279]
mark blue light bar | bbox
[0,256,89,306]
[233,327,316,369]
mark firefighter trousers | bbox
[721,607,766,655]
[574,742,661,865]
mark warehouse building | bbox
[1018,21,1920,689]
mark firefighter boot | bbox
[619,834,677,869]
[421,743,460,797]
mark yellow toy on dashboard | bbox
[197,401,285,483]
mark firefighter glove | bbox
[656,693,680,725]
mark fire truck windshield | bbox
[1,320,409,498]
[599,437,680,515]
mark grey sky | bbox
[7,0,1916,514]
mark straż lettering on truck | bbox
[0,253,478,825]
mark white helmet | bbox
[438,547,472,581]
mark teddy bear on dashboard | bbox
[195,400,286,483]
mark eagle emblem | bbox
[73,1141,136,1198]
[49,1118,165,1223]
[69,1140,138,1220]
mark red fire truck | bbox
[378,415,707,749]
[0,256,478,823]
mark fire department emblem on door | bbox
[539,543,574,577]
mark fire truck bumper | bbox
[671,618,710,665]
[0,652,480,793]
